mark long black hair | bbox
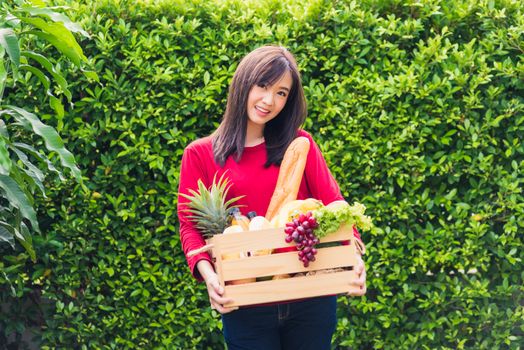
[212,45,307,167]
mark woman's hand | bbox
[348,255,366,296]
[197,260,238,314]
[204,273,238,314]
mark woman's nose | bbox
[262,91,274,105]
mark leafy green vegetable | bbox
[313,202,373,239]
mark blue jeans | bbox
[222,296,337,350]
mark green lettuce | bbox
[313,202,373,238]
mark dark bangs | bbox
[254,56,291,88]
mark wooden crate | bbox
[207,224,360,307]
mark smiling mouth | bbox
[255,106,270,114]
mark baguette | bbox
[265,136,310,221]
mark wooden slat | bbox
[221,244,357,281]
[210,225,353,254]
[223,270,358,307]
[212,246,225,288]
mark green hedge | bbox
[1,0,523,348]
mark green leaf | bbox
[81,69,99,82]
[0,175,39,232]
[445,188,457,200]
[98,305,115,311]
[20,17,85,58]
[18,221,35,262]
[17,7,90,38]
[13,142,65,181]
[0,119,8,138]
[19,64,50,90]
[0,55,7,99]
[28,0,47,6]
[0,223,15,249]
[176,297,185,308]
[27,29,85,67]
[49,94,64,119]
[1,106,81,182]
[11,146,46,196]
[8,165,35,206]
[0,135,12,175]
[359,46,371,58]
[22,51,72,101]
[165,302,173,313]
[0,28,20,69]
[456,202,471,210]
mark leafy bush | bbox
[0,1,88,261]
[1,0,522,349]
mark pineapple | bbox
[180,173,243,239]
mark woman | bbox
[177,45,366,349]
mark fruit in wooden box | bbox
[247,216,273,257]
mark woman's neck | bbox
[245,122,265,147]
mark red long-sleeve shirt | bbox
[177,129,358,280]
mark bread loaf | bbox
[265,136,310,221]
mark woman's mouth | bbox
[255,106,270,116]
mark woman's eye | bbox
[278,91,287,97]
[257,83,266,88]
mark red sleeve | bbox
[177,144,213,282]
[353,226,361,241]
[299,130,344,205]
[298,130,362,242]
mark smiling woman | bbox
[246,71,293,144]
[177,45,365,350]
[212,46,307,167]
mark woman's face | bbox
[246,71,293,129]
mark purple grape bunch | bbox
[284,211,320,267]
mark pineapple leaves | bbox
[179,172,244,238]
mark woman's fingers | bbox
[355,258,364,275]
[210,299,238,314]
[209,294,238,313]
[208,288,235,306]
[207,279,238,313]
[348,256,367,296]
[208,278,224,296]
[348,283,367,296]
[348,273,366,296]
